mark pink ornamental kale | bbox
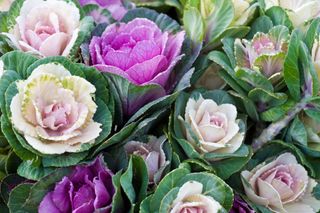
[235,26,289,78]
[39,157,114,213]
[89,18,185,89]
[78,0,130,22]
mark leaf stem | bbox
[252,101,307,152]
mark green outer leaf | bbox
[299,41,319,96]
[212,146,252,180]
[265,6,293,29]
[120,155,148,207]
[121,8,181,33]
[132,0,181,10]
[126,92,178,124]
[4,82,17,118]
[304,18,320,51]
[0,0,24,32]
[132,155,149,205]
[42,151,88,168]
[26,56,84,78]
[67,16,95,61]
[0,70,20,114]
[0,174,25,204]
[1,51,37,79]
[283,29,302,101]
[78,64,114,114]
[5,150,21,174]
[202,90,236,105]
[182,159,215,173]
[158,187,179,213]
[236,68,273,91]
[92,123,137,156]
[183,7,204,42]
[305,109,320,123]
[312,183,320,200]
[208,51,250,94]
[21,167,73,211]
[150,168,189,212]
[174,68,195,92]
[248,88,287,107]
[175,138,201,159]
[222,38,236,68]
[139,195,153,213]
[173,92,189,139]
[178,173,234,211]
[103,146,128,173]
[8,183,33,213]
[306,157,320,179]
[13,129,44,157]
[204,144,249,160]
[229,91,259,121]
[0,31,16,55]
[111,171,127,213]
[104,72,165,123]
[295,142,320,159]
[17,161,54,180]
[288,116,307,146]
[205,0,234,47]
[247,15,273,39]
[206,26,250,51]
[1,115,36,161]
[92,98,112,144]
[260,99,295,122]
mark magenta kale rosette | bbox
[39,157,114,213]
[90,18,184,87]
[84,8,198,118]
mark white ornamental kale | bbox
[242,153,320,213]
[184,95,244,154]
[10,63,102,154]
[3,0,81,57]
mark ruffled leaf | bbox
[284,29,303,101]
[8,167,73,212]
[265,6,293,30]
[121,8,181,33]
[204,0,234,49]
[183,7,205,43]
[120,155,148,210]
[236,68,274,91]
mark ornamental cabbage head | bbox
[10,63,102,154]
[89,18,185,89]
[235,26,289,78]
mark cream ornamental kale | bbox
[10,63,102,154]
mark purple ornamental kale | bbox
[39,157,114,213]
